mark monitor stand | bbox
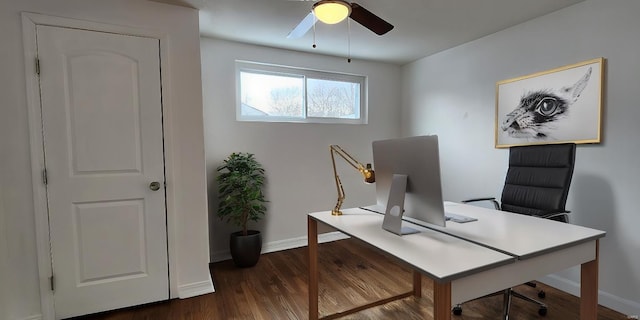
[382,174,420,236]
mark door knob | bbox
[149,181,161,191]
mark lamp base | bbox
[331,209,342,216]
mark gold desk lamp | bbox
[330,145,375,216]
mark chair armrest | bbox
[461,197,500,210]
[462,197,496,203]
[539,210,571,222]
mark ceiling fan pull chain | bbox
[347,18,351,63]
[312,16,317,48]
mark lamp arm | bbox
[329,145,375,216]
[330,145,370,176]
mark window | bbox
[236,61,367,124]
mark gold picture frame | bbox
[495,58,605,148]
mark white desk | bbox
[307,204,605,320]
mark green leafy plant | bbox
[216,152,267,236]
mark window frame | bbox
[235,61,368,124]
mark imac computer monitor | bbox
[370,135,446,228]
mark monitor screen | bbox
[370,135,446,228]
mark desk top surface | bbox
[439,202,606,259]
[309,208,514,282]
[309,203,606,280]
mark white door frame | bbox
[21,12,179,320]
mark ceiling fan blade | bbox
[349,3,394,36]
[287,12,316,39]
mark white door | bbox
[36,25,168,319]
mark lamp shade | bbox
[313,0,351,25]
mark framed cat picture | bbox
[495,58,604,148]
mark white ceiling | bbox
[155,0,585,65]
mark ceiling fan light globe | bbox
[313,0,351,25]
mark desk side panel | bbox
[451,240,597,303]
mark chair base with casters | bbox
[452,287,548,318]
[526,280,547,299]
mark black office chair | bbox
[453,143,576,318]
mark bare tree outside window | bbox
[240,71,303,117]
[307,78,359,118]
[269,87,303,117]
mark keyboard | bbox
[445,212,477,223]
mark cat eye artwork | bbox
[495,58,604,148]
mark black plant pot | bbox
[229,230,262,268]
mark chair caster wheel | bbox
[538,306,548,316]
[452,305,462,315]
[538,290,546,298]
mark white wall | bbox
[0,0,212,319]
[201,38,402,260]
[402,0,640,315]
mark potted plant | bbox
[216,152,267,267]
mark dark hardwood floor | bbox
[79,238,627,319]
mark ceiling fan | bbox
[287,0,394,39]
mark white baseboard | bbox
[320,231,351,242]
[177,274,215,299]
[211,251,231,263]
[210,231,349,263]
[540,274,640,317]
[18,315,42,320]
[263,231,349,254]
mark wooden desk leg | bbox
[580,239,599,320]
[413,270,422,298]
[308,217,319,320]
[433,281,452,320]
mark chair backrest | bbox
[500,143,576,222]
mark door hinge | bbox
[42,168,48,185]
[35,58,40,76]
[49,275,55,291]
